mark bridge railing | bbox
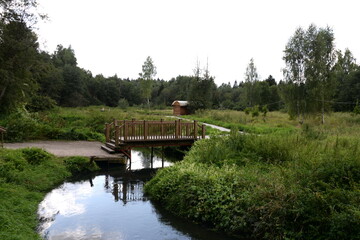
[105,119,205,147]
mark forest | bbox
[1,1,360,119]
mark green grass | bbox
[0,147,99,240]
[0,106,174,142]
[145,111,360,239]
[182,109,298,134]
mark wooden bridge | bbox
[102,119,205,157]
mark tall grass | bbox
[182,109,298,134]
[145,129,360,239]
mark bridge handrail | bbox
[105,119,205,147]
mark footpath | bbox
[4,140,120,158]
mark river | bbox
[37,148,236,240]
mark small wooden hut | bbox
[172,100,189,116]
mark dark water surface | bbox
[38,149,236,240]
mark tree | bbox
[243,58,260,107]
[282,24,336,124]
[139,56,157,108]
[306,25,336,124]
[188,59,216,111]
[0,0,44,113]
[0,20,39,113]
[283,27,307,122]
[333,49,359,111]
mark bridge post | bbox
[161,119,164,136]
[132,119,135,137]
[194,120,198,139]
[124,120,128,141]
[105,123,110,142]
[178,119,182,137]
[202,124,206,139]
[115,125,120,147]
[175,120,179,139]
[144,120,148,140]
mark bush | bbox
[21,148,52,165]
[2,112,41,142]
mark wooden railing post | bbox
[105,123,110,142]
[202,124,206,139]
[178,119,182,138]
[124,120,128,141]
[132,118,135,136]
[115,125,120,147]
[194,120,198,139]
[144,120,148,140]
[175,120,179,139]
[161,119,164,137]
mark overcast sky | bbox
[36,0,360,86]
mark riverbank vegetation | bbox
[0,147,99,240]
[0,106,172,142]
[145,113,360,239]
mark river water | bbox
[37,149,236,240]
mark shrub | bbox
[21,148,52,165]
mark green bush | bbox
[2,112,41,142]
[21,148,52,165]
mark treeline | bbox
[1,1,360,117]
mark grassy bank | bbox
[182,109,298,134]
[0,147,99,240]
[145,113,360,239]
[0,106,173,142]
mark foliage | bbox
[146,131,360,239]
[139,56,157,107]
[188,60,217,111]
[0,146,99,240]
[353,101,360,115]
[282,24,344,123]
[0,20,40,114]
[0,106,174,142]
[118,98,129,109]
[21,147,52,165]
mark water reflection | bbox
[129,149,172,170]
[38,173,192,240]
[38,148,239,240]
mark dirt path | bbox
[168,116,231,132]
[4,141,119,158]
